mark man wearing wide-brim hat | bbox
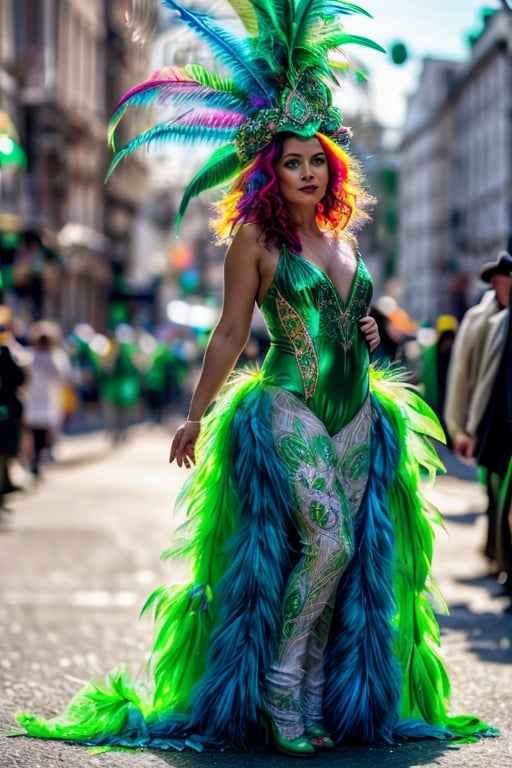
[445,248,512,608]
[445,250,512,461]
[479,250,512,283]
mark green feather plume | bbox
[105,120,238,182]
[176,145,241,231]
[225,0,258,35]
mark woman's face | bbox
[275,135,328,209]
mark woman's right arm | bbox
[170,225,263,467]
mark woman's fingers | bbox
[169,424,199,467]
[359,315,380,351]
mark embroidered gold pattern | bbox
[319,260,372,351]
[275,293,319,398]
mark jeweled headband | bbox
[107,0,383,227]
[234,74,352,166]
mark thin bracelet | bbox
[186,418,201,425]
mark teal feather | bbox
[14,366,498,749]
[105,121,239,181]
[321,31,386,53]
[109,84,246,151]
[247,0,293,65]
[242,0,381,85]
[288,0,371,54]
[163,0,272,100]
[289,2,383,76]
[119,82,245,119]
[109,66,194,149]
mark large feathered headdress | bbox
[107,0,383,227]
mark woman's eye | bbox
[313,157,326,165]
[284,160,299,169]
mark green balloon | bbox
[390,42,408,65]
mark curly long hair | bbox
[211,132,372,254]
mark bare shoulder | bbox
[223,224,265,271]
[228,222,265,254]
[228,223,279,304]
[228,222,277,269]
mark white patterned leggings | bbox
[263,389,372,740]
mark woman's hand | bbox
[359,315,380,352]
[169,420,201,468]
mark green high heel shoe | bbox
[306,724,335,750]
[259,711,316,758]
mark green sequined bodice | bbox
[260,248,373,435]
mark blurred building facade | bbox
[398,6,512,323]
[0,0,158,332]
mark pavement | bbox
[0,422,511,768]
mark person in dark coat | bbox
[474,254,512,607]
[445,251,512,577]
[0,305,25,513]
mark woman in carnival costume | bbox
[15,0,497,758]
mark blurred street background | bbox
[2,2,512,767]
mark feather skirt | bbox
[14,367,498,750]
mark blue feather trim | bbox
[14,370,498,750]
[325,395,401,743]
[185,386,294,747]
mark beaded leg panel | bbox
[263,390,371,739]
[302,397,371,727]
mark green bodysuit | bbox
[261,249,372,434]
[258,247,375,739]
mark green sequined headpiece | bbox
[235,74,352,165]
[108,0,383,227]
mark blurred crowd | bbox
[0,305,208,514]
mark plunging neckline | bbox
[288,249,361,309]
[259,246,361,311]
